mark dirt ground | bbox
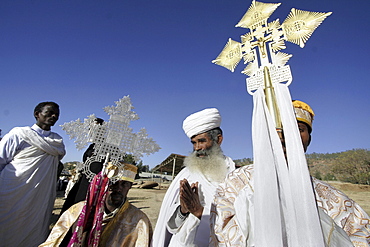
[51,181,370,230]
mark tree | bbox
[331,149,370,185]
[234,158,253,167]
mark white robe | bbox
[210,165,370,247]
[152,156,235,247]
[0,124,65,247]
[211,84,369,246]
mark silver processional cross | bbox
[61,96,161,182]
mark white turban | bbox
[182,108,221,138]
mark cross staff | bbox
[213,0,331,130]
[212,1,333,245]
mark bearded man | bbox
[152,108,236,246]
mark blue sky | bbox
[1,0,369,169]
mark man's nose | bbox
[194,142,203,151]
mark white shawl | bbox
[252,84,325,246]
[0,126,65,247]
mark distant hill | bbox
[234,148,370,185]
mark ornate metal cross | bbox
[61,96,161,182]
[212,0,331,128]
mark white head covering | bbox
[182,108,221,138]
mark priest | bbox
[210,98,370,246]
[152,108,236,246]
[40,162,152,247]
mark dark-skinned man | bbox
[0,102,66,247]
[41,162,152,247]
[153,108,236,246]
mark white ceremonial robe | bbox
[0,124,65,247]
[152,156,235,247]
[210,165,370,247]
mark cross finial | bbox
[212,0,331,94]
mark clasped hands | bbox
[179,179,204,220]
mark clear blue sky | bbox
[1,0,369,169]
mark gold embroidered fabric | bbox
[211,165,370,246]
[99,202,152,247]
[39,201,152,247]
[313,177,370,246]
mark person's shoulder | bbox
[127,203,151,221]
[222,164,254,190]
[1,126,30,140]
[224,156,236,170]
[9,126,30,134]
[50,131,63,140]
[229,164,254,178]
[71,201,86,211]
[173,167,191,180]
[312,177,351,201]
[224,156,234,164]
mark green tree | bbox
[234,158,253,167]
[331,149,370,185]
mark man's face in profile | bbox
[298,122,311,152]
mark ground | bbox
[51,181,370,230]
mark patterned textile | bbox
[210,165,370,247]
[313,177,370,246]
[68,171,109,246]
[99,200,152,247]
[39,200,152,247]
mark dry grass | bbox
[327,181,370,215]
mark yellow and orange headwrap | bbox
[292,100,314,133]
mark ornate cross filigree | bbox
[61,96,161,182]
[212,0,331,95]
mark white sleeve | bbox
[167,212,200,247]
[0,129,24,171]
[210,168,254,247]
[167,206,189,229]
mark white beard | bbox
[184,144,228,183]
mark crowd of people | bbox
[0,100,369,246]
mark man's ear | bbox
[217,134,223,145]
[308,134,311,147]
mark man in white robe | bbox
[0,102,66,247]
[210,99,370,246]
[152,108,235,246]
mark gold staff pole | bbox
[263,66,284,141]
